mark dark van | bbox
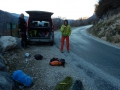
[26,11,54,45]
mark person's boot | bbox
[67,50,70,53]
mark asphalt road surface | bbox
[54,25,120,81]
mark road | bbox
[54,25,120,89]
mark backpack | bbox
[12,70,33,86]
[49,58,65,67]
[34,54,43,60]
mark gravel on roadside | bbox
[3,44,77,90]
[3,38,120,90]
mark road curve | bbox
[54,25,120,80]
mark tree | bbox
[94,0,120,19]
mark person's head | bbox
[64,19,68,26]
[20,13,24,18]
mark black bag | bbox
[72,80,85,90]
[60,59,65,66]
[34,54,43,60]
[50,58,59,62]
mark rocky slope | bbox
[88,13,120,47]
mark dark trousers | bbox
[21,33,27,48]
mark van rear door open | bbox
[26,11,53,19]
[25,11,54,46]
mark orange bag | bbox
[49,58,65,67]
[50,61,62,66]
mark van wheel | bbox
[27,41,30,45]
[50,42,54,46]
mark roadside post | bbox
[7,22,17,36]
[10,22,12,36]
[7,22,12,36]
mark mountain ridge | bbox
[0,10,28,35]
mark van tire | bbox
[50,41,54,46]
[27,41,30,45]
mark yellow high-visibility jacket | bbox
[60,25,71,36]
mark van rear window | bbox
[31,21,50,28]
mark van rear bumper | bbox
[27,38,53,42]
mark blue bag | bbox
[12,70,33,86]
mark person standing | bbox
[60,19,71,53]
[18,13,28,49]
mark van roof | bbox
[26,11,53,18]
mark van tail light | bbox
[51,18,54,31]
[52,25,54,31]
[26,18,30,31]
[52,35,54,39]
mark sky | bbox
[0,0,98,20]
